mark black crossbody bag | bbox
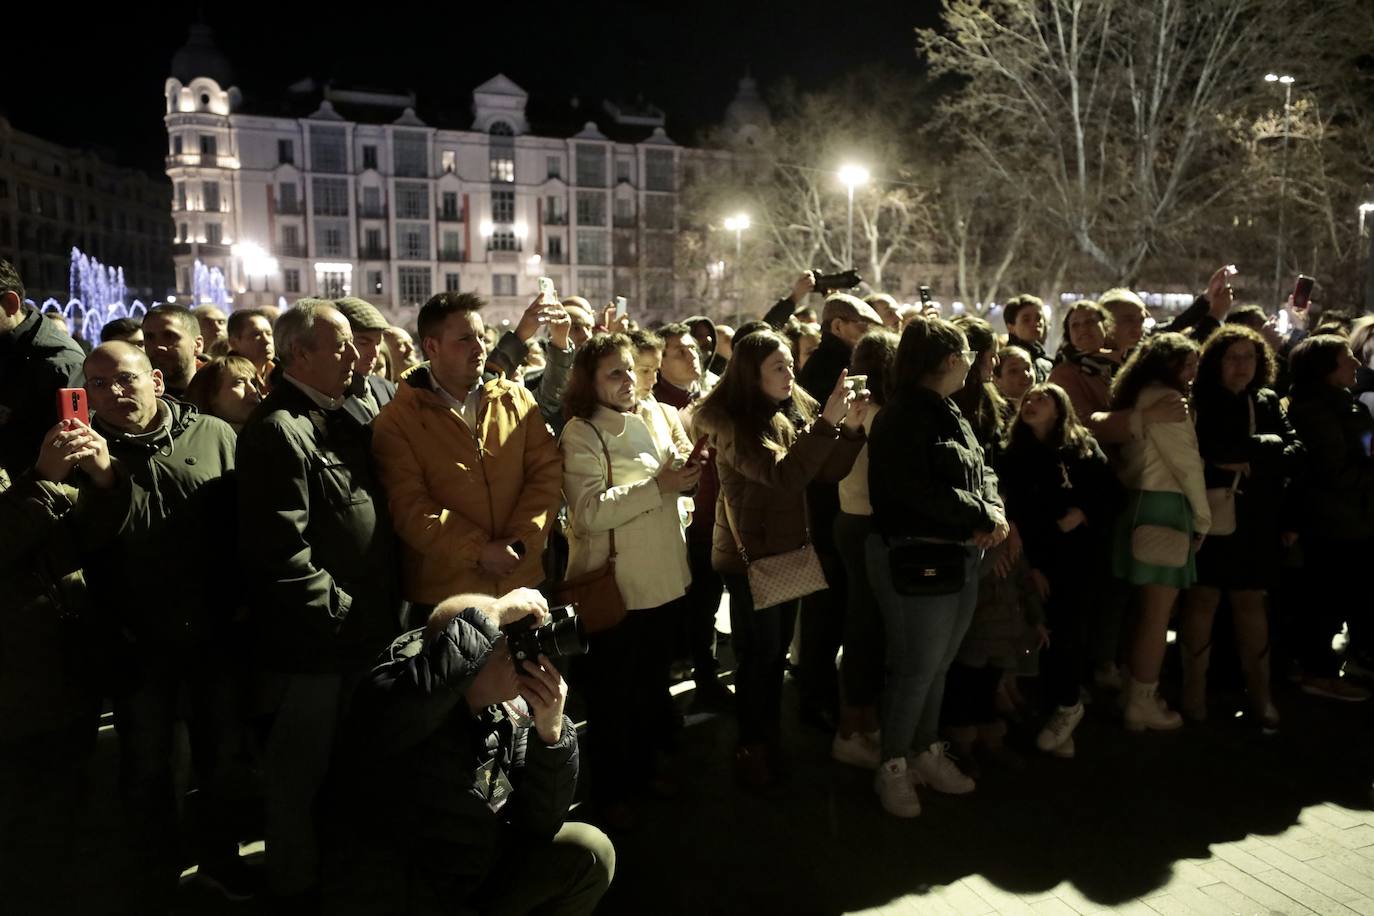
[886,537,967,597]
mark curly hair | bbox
[561,333,633,421]
[1110,332,1199,409]
[1193,324,1276,401]
[1005,382,1099,460]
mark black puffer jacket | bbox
[1287,384,1374,541]
[0,306,86,477]
[324,608,579,916]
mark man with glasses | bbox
[77,341,249,907]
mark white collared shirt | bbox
[284,373,345,411]
[433,377,483,433]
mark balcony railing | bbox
[544,251,568,265]
[613,216,637,228]
[436,208,464,222]
[276,201,304,215]
[544,213,568,226]
[359,205,387,219]
[487,249,521,263]
[438,249,466,262]
[273,243,307,258]
[358,246,390,260]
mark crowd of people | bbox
[2,255,1372,913]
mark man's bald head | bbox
[85,342,164,433]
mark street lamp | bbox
[838,164,869,268]
[723,213,750,324]
[232,241,278,294]
[1360,202,1374,309]
[1265,74,1296,303]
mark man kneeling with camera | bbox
[322,588,613,916]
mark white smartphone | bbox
[614,296,628,319]
[537,276,557,303]
[845,374,868,394]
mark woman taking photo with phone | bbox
[560,333,700,830]
[693,329,867,792]
[866,315,1008,817]
[1110,332,1210,732]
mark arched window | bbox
[489,121,514,136]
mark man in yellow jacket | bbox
[372,292,563,617]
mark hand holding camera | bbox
[517,653,569,745]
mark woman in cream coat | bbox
[559,333,700,829]
[1109,332,1211,733]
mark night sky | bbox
[2,1,942,176]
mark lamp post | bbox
[1360,202,1374,311]
[838,164,869,269]
[723,213,750,325]
[1266,73,1296,304]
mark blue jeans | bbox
[865,534,982,762]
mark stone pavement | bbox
[46,647,1374,915]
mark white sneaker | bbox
[1037,703,1085,753]
[910,742,976,795]
[874,758,922,817]
[1051,736,1076,759]
[832,731,881,769]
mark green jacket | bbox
[236,379,404,674]
[80,398,238,649]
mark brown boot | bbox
[1241,642,1280,733]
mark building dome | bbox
[724,74,770,132]
[170,24,233,86]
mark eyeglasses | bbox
[87,370,150,392]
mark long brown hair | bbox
[693,330,818,462]
[951,314,1006,448]
[1110,332,1199,409]
[1005,382,1098,459]
[561,333,632,421]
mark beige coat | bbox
[1117,383,1212,534]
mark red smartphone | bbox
[57,388,89,426]
[1293,275,1315,311]
[687,434,710,466]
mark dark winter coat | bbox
[0,306,86,477]
[1287,384,1374,541]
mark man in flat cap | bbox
[335,297,397,422]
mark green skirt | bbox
[1112,489,1197,589]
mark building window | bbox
[445,272,460,292]
[17,183,30,213]
[200,135,217,157]
[362,145,378,170]
[492,189,515,224]
[282,225,300,250]
[369,270,384,294]
[175,182,186,211]
[489,230,518,252]
[173,135,183,156]
[312,178,349,216]
[645,149,675,191]
[616,159,631,183]
[547,235,564,260]
[279,183,299,212]
[544,195,565,223]
[647,233,674,267]
[361,186,382,216]
[393,130,428,178]
[397,222,429,260]
[319,271,347,298]
[284,269,301,293]
[614,196,633,225]
[576,230,607,265]
[578,269,608,301]
[310,126,347,173]
[490,158,514,182]
[576,192,606,226]
[614,232,634,265]
[202,182,221,212]
[398,267,431,304]
[440,191,460,220]
[441,150,457,174]
[644,194,673,229]
[395,182,429,220]
[441,230,462,259]
[575,144,606,187]
[179,222,188,243]
[364,228,382,255]
[278,139,294,165]
[493,274,516,297]
[205,223,222,245]
[546,156,561,179]
[315,220,349,257]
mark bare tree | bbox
[920,0,1323,286]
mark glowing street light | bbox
[838,164,870,266]
[232,241,278,293]
[723,213,751,325]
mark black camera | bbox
[812,269,862,294]
[503,604,589,671]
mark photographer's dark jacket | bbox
[0,305,85,477]
[324,608,578,916]
[1287,383,1374,541]
[80,398,238,648]
[237,379,404,673]
[869,387,1003,543]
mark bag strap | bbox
[720,491,751,566]
[578,418,618,562]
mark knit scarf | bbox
[1059,344,1120,380]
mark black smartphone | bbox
[1292,275,1315,311]
[918,285,932,305]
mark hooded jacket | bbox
[371,365,563,605]
[81,398,238,647]
[0,306,86,477]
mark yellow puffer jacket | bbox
[372,365,563,604]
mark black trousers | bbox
[798,549,847,717]
[679,537,724,675]
[580,599,679,805]
[942,663,1004,729]
[1296,535,1374,677]
[1041,568,1094,708]
[834,512,885,708]
[722,574,800,745]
